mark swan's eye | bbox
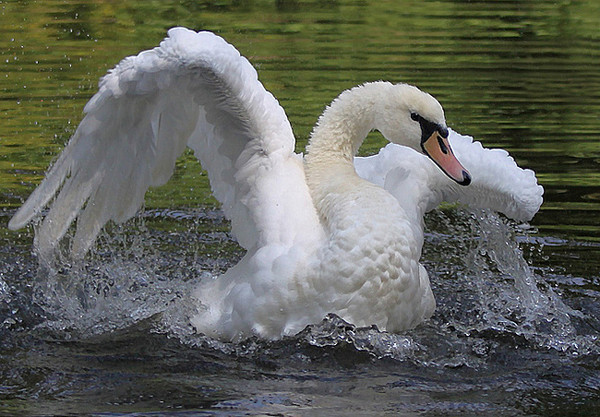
[410,112,419,122]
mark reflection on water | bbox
[1,0,600,415]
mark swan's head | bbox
[377,83,471,186]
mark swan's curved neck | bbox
[305,83,389,166]
[304,82,395,224]
[304,83,393,191]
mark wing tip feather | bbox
[8,211,29,231]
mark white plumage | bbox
[9,28,543,340]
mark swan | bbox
[8,28,543,340]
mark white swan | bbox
[8,28,543,340]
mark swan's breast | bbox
[306,183,430,331]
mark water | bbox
[1,0,600,415]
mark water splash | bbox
[443,209,597,355]
[298,314,422,360]
[13,207,599,359]
[27,211,225,339]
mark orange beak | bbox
[422,131,471,185]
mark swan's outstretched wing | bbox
[9,28,319,258]
[355,129,543,222]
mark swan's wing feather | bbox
[439,130,544,221]
[355,129,543,222]
[9,28,316,257]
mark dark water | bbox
[1,1,600,415]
